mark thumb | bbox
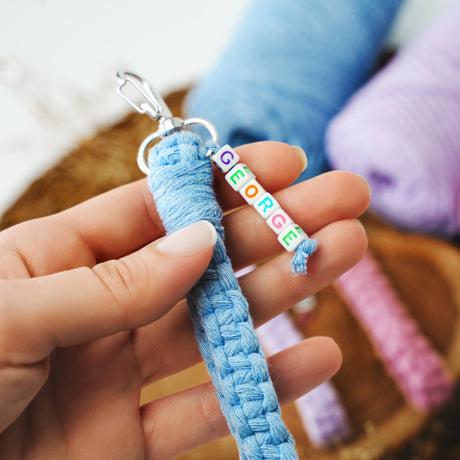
[0,221,216,364]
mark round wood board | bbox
[2,89,460,460]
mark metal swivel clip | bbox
[116,70,218,174]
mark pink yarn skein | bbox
[326,0,460,236]
[336,253,453,411]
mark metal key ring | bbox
[137,117,219,175]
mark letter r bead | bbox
[211,145,240,173]
[278,224,307,252]
[254,193,280,219]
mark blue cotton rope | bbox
[291,239,317,276]
[186,0,404,183]
[148,130,299,459]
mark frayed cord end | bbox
[205,139,220,156]
[291,238,318,275]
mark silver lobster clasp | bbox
[116,70,219,175]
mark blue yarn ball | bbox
[187,0,404,182]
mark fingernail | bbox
[353,218,365,231]
[357,174,372,196]
[291,146,308,172]
[156,221,217,256]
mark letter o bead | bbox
[211,145,240,173]
[278,224,307,252]
[266,209,293,235]
[240,179,265,205]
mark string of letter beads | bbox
[211,144,313,253]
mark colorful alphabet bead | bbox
[240,179,265,204]
[225,163,255,191]
[211,146,311,255]
[211,145,240,173]
[266,209,293,235]
[278,224,307,252]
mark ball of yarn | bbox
[187,0,403,182]
[326,0,460,236]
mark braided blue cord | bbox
[148,131,298,459]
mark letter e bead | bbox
[278,224,307,252]
[266,209,293,235]
[211,145,240,173]
[225,164,255,191]
[240,179,265,205]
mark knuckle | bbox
[198,388,227,438]
[91,258,141,320]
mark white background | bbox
[0,0,454,215]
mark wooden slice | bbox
[2,89,460,460]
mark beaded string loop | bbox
[207,142,317,275]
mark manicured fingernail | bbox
[291,146,308,172]
[357,174,372,196]
[353,218,366,232]
[156,221,217,256]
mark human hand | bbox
[0,142,369,459]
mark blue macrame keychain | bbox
[117,71,317,459]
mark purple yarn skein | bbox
[257,312,350,446]
[326,1,460,236]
